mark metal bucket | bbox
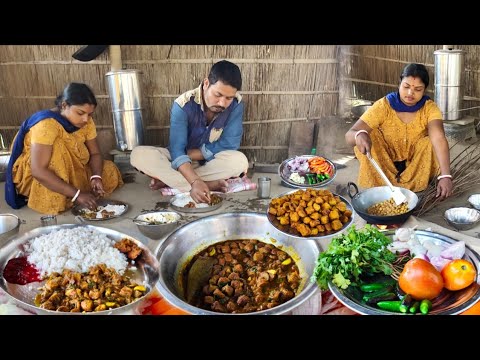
[105,69,145,151]
[434,48,464,120]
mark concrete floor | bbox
[3,149,480,315]
[0,153,358,254]
[2,150,480,254]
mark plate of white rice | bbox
[169,192,224,213]
[72,199,129,221]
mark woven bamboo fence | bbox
[0,45,340,163]
[342,45,480,120]
[1,45,478,164]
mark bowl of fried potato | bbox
[267,188,354,239]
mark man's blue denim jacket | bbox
[169,84,244,170]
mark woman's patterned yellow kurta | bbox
[12,118,123,214]
[356,97,443,192]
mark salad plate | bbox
[278,155,336,189]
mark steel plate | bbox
[0,224,160,315]
[71,198,129,221]
[328,230,480,315]
[278,155,337,189]
[267,188,354,240]
[169,192,224,213]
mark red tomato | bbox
[398,258,444,300]
[441,259,477,291]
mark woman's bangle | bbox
[190,178,201,186]
[90,175,102,181]
[437,174,452,181]
[71,189,81,203]
[354,129,369,141]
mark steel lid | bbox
[434,49,464,55]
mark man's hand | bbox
[187,148,204,161]
[190,179,211,204]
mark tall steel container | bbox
[105,69,145,151]
[434,48,464,120]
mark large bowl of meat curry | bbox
[155,212,321,314]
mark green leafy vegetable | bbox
[311,225,397,290]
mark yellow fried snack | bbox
[270,188,352,237]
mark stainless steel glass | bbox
[40,215,57,227]
[257,177,271,198]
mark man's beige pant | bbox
[130,146,249,192]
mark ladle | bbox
[185,256,216,303]
[367,154,407,206]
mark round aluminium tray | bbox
[328,230,480,315]
[169,192,224,213]
[0,224,160,315]
[267,188,354,240]
[71,199,129,221]
[278,155,337,189]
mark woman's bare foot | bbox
[205,179,228,193]
[149,178,166,190]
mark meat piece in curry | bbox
[34,264,147,313]
[183,239,302,314]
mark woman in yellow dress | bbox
[345,63,453,200]
[5,82,123,214]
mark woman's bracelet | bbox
[354,129,369,141]
[90,175,102,181]
[437,174,453,181]
[190,178,201,186]
[71,189,81,203]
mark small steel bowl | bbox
[0,213,21,248]
[133,211,182,240]
[444,207,480,231]
[468,194,480,211]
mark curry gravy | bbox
[182,239,301,313]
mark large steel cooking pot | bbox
[347,182,418,225]
[155,212,321,315]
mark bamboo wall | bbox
[0,45,340,163]
[2,45,478,164]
